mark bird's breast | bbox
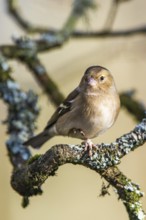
[97,101,115,130]
[81,94,119,138]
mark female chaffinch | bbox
[25,65,120,156]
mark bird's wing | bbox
[45,87,80,130]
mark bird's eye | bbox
[99,75,105,81]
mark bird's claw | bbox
[82,139,97,157]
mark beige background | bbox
[0,0,146,219]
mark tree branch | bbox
[103,0,119,31]
[6,0,146,39]
[120,91,146,122]
[7,0,50,33]
[7,0,97,34]
[11,117,146,218]
[72,26,146,38]
[0,54,39,167]
[0,40,64,106]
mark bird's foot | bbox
[82,139,97,157]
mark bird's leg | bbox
[82,139,97,157]
[68,129,97,157]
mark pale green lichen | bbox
[27,154,42,165]
[127,202,145,220]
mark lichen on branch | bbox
[0,54,39,167]
[11,118,146,219]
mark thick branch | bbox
[11,117,146,195]
[11,118,146,218]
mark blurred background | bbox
[0,0,146,219]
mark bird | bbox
[24,65,120,156]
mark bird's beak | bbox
[86,76,97,87]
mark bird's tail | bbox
[24,130,52,149]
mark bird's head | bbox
[79,66,115,94]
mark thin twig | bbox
[103,0,119,31]
[72,26,146,38]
